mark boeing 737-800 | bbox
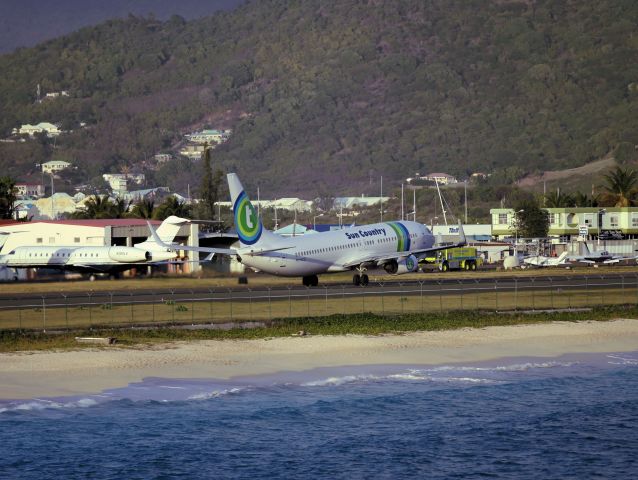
[150,173,466,286]
[0,216,188,277]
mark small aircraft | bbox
[523,251,570,268]
[567,242,637,264]
[0,216,188,277]
[149,173,466,286]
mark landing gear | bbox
[352,273,369,286]
[302,275,319,287]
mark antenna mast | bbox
[435,179,448,226]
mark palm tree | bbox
[544,189,574,208]
[130,198,155,219]
[153,196,192,220]
[109,198,131,218]
[573,191,599,207]
[71,195,115,219]
[601,166,638,207]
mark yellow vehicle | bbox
[424,247,483,272]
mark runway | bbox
[1,272,636,310]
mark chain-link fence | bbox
[1,274,637,331]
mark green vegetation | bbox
[0,305,633,353]
[514,198,549,237]
[0,176,16,218]
[0,1,637,197]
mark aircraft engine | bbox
[108,247,152,263]
[383,255,418,275]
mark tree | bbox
[153,195,191,220]
[198,144,225,220]
[513,199,549,238]
[544,189,574,207]
[110,198,131,218]
[71,195,115,219]
[573,191,599,207]
[130,198,155,219]
[601,166,638,207]
[0,176,17,219]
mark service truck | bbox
[424,247,483,272]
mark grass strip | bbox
[0,304,636,353]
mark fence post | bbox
[379,282,385,315]
[307,287,310,318]
[151,291,155,324]
[400,282,404,315]
[130,292,134,324]
[514,278,518,311]
[88,292,93,326]
[324,286,328,317]
[459,280,464,310]
[190,289,195,324]
[171,290,175,323]
[550,278,554,309]
[268,287,272,320]
[494,280,498,311]
[229,288,233,321]
[248,288,253,321]
[439,281,443,312]
[288,286,292,318]
[42,296,46,332]
[419,281,424,313]
[63,294,69,329]
[209,288,214,323]
[342,286,346,315]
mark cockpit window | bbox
[8,250,15,255]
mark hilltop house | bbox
[13,122,62,137]
[185,129,232,145]
[41,160,71,174]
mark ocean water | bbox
[1,352,638,479]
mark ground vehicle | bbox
[424,247,483,272]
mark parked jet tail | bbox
[135,216,190,251]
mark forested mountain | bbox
[0,0,637,196]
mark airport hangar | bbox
[0,219,238,279]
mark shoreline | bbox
[2,319,638,400]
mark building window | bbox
[548,213,557,224]
[36,237,42,243]
[610,216,619,227]
[583,213,593,225]
[632,214,638,227]
[74,237,80,243]
[498,213,508,224]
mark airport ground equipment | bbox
[424,247,483,272]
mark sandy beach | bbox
[2,319,638,400]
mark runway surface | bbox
[1,272,636,309]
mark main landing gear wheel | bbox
[361,274,369,286]
[302,275,319,287]
[353,274,361,286]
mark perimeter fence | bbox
[1,274,638,331]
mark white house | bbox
[15,183,44,197]
[41,160,71,174]
[185,129,232,145]
[13,122,62,137]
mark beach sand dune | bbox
[2,319,638,399]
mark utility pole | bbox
[380,176,383,222]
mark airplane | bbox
[149,173,467,286]
[0,216,188,278]
[567,242,638,264]
[523,251,570,268]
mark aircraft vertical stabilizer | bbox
[228,173,270,247]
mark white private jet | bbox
[0,216,188,277]
[149,173,466,286]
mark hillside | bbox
[0,0,637,197]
